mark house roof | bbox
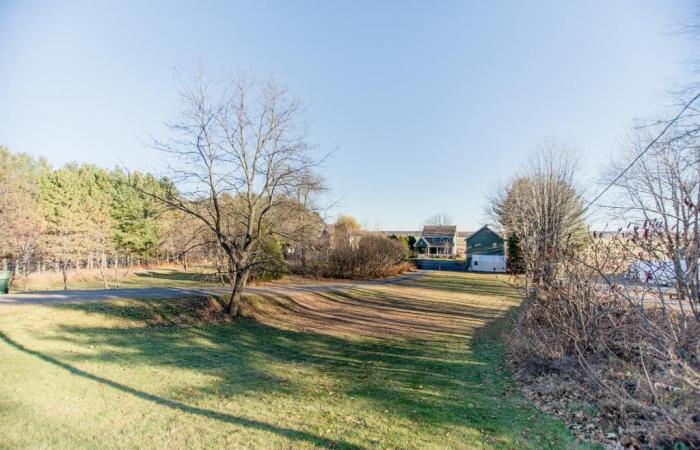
[465,225,503,241]
[378,229,475,238]
[421,225,457,236]
[422,236,454,246]
[379,230,420,237]
[375,228,482,242]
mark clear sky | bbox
[1,0,697,230]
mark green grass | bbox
[17,267,223,292]
[0,272,598,449]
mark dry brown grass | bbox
[244,272,519,341]
[13,264,220,291]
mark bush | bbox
[509,252,700,448]
[249,236,288,282]
[325,235,410,279]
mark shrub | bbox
[249,236,288,282]
[325,235,409,279]
[509,248,700,448]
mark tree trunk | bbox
[99,251,110,289]
[60,261,68,291]
[523,250,530,298]
[225,270,249,317]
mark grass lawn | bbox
[0,272,598,449]
[15,266,223,292]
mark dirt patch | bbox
[148,295,227,326]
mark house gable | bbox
[420,225,457,245]
[415,225,458,256]
[414,237,430,249]
[466,225,504,256]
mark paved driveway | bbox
[0,272,426,308]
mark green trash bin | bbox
[0,271,9,294]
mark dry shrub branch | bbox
[502,104,700,448]
[325,235,411,279]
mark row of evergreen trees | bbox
[0,147,202,288]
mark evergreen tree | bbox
[110,170,166,261]
[506,233,524,274]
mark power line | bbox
[584,92,700,210]
[503,92,700,247]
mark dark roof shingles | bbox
[421,225,457,236]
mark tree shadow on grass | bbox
[39,294,518,439]
[327,288,511,322]
[398,274,521,299]
[132,269,220,284]
[6,275,584,449]
[0,329,364,450]
[249,290,503,343]
[46,305,481,400]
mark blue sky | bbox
[0,1,697,230]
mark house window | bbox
[492,242,498,248]
[474,261,478,266]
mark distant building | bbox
[379,230,419,238]
[465,226,505,272]
[456,231,470,256]
[414,225,458,258]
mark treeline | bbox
[0,147,213,289]
[0,146,411,291]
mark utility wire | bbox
[584,91,700,211]
[506,92,700,246]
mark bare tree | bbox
[424,212,454,226]
[503,99,700,446]
[491,140,586,289]
[603,112,700,323]
[514,109,700,444]
[158,208,212,271]
[144,69,325,316]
